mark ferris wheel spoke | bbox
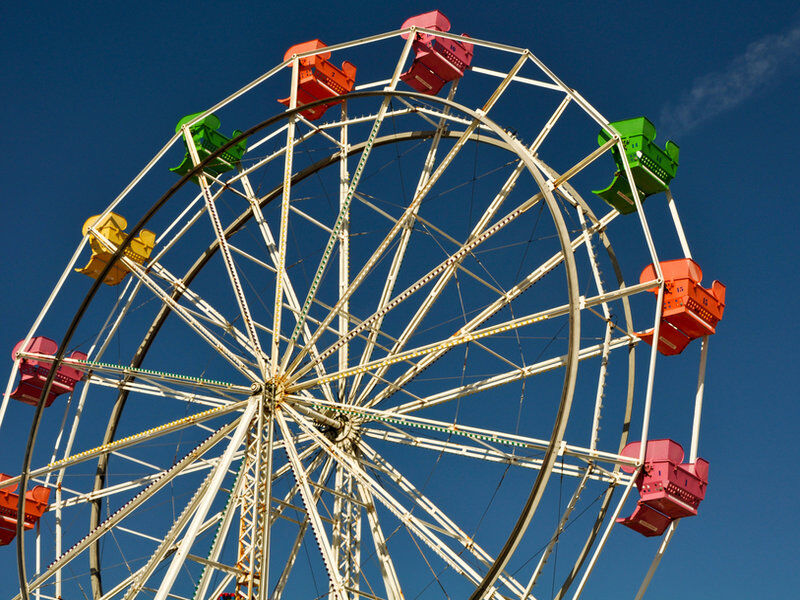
[297,112,346,149]
[290,278,651,396]
[289,395,633,476]
[236,169,337,404]
[151,401,257,600]
[192,443,319,600]
[285,56,527,377]
[192,456,249,600]
[360,428,620,484]
[348,165,533,405]
[79,277,252,404]
[290,190,544,386]
[86,373,242,409]
[92,223,252,350]
[279,33,419,375]
[270,451,330,524]
[307,292,405,352]
[353,191,507,296]
[150,187,209,263]
[4,400,249,496]
[40,278,146,597]
[232,122,330,183]
[148,261,261,361]
[393,94,443,128]
[14,413,249,600]
[354,128,569,391]
[119,457,223,600]
[269,434,319,481]
[355,480,403,600]
[275,410,349,600]
[351,460,509,599]
[270,58,300,374]
[330,462,365,595]
[521,466,593,598]
[566,472,641,600]
[50,452,241,512]
[83,227,260,380]
[391,335,635,415]
[69,356,250,396]
[358,443,529,599]
[238,397,277,599]
[281,403,507,600]
[573,207,620,454]
[335,101,352,407]
[361,211,621,408]
[180,126,267,376]
[270,456,337,600]
[347,82,459,404]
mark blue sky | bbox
[2,1,799,598]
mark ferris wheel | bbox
[0,11,726,600]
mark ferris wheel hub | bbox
[322,414,359,451]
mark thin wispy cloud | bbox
[660,22,800,136]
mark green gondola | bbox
[593,117,679,214]
[171,112,247,181]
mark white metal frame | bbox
[2,21,714,600]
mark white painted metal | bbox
[361,444,535,597]
[522,467,593,598]
[271,457,335,600]
[358,428,621,483]
[271,57,299,375]
[470,65,563,91]
[691,336,710,462]
[292,281,654,392]
[14,417,245,600]
[297,395,638,469]
[665,189,693,260]
[632,336,711,600]
[286,53,528,379]
[182,125,267,377]
[0,235,88,429]
[281,32,418,372]
[84,225,260,379]
[2,400,250,490]
[568,474,640,600]
[296,190,545,382]
[283,404,507,600]
[5,23,710,600]
[633,521,677,600]
[356,480,403,600]
[360,210,621,409]
[318,167,535,382]
[276,411,348,600]
[154,402,256,600]
[122,463,220,600]
[236,169,337,405]
[338,100,351,405]
[577,207,615,452]
[149,261,260,360]
[347,81,456,404]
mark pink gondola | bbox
[400,10,474,95]
[617,439,709,536]
[10,337,86,407]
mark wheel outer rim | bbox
[18,90,589,599]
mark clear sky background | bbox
[2,1,799,598]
